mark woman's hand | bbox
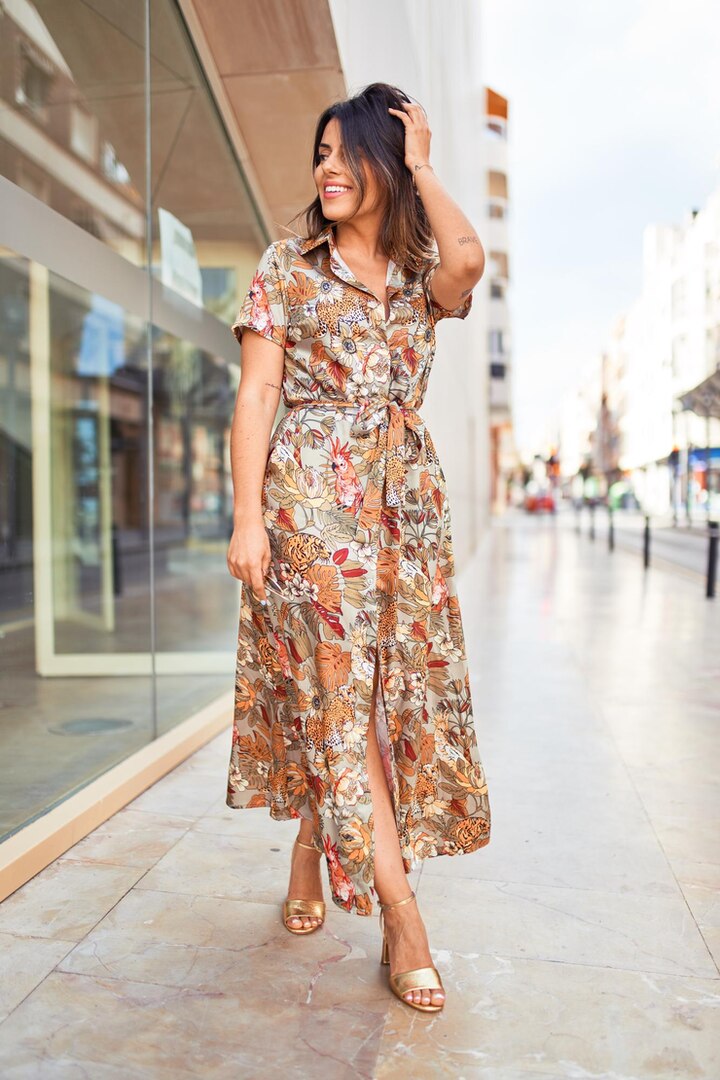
[227,518,271,605]
[388,101,432,175]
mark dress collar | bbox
[296,222,407,297]
[296,223,336,256]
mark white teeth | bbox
[326,186,350,193]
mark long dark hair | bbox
[292,82,436,272]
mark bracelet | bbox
[412,162,433,185]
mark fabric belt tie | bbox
[285,397,424,541]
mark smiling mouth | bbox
[323,185,352,196]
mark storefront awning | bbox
[678,366,720,418]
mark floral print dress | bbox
[226,222,491,916]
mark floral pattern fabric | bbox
[226,222,491,915]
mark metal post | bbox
[643,514,650,569]
[706,412,712,524]
[608,505,614,552]
[111,521,122,595]
[707,520,719,599]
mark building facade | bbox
[483,86,517,511]
[555,187,720,518]
[0,0,491,894]
[614,192,720,516]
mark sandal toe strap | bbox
[390,966,444,996]
[284,899,325,919]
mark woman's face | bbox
[314,117,384,221]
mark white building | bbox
[557,356,602,478]
[483,87,518,511]
[329,0,492,559]
[615,189,720,514]
[555,186,720,516]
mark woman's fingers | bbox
[389,102,428,122]
[226,549,269,604]
[249,562,269,605]
[227,527,272,605]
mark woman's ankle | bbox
[377,887,416,910]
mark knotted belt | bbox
[284,397,425,542]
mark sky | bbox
[481,0,720,459]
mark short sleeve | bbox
[231,241,288,347]
[422,257,474,323]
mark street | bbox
[560,504,718,581]
[0,511,718,1078]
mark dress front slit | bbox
[372,648,397,809]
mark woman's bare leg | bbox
[286,817,324,930]
[365,659,445,1007]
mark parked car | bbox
[524,490,556,513]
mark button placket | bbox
[328,239,398,324]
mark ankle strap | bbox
[378,889,416,912]
[295,838,319,852]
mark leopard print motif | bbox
[284,533,331,573]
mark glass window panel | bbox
[0,0,269,842]
[147,2,266,317]
[48,270,152,654]
[0,250,154,842]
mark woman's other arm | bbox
[226,329,283,604]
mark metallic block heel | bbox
[283,838,326,934]
[378,890,445,1012]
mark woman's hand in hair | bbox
[389,101,485,298]
[387,102,432,174]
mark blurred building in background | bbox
[483,86,518,513]
[554,185,720,518]
[0,0,492,895]
[558,360,602,480]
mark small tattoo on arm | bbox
[265,381,281,390]
[457,235,480,246]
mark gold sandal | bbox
[379,890,446,1012]
[283,838,326,934]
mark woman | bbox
[226,82,491,1013]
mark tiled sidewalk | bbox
[0,512,718,1078]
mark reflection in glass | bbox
[48,270,150,653]
[0,1,264,314]
[152,324,240,659]
[0,252,155,842]
[0,0,269,843]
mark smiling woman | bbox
[323,183,353,198]
[225,81,489,1013]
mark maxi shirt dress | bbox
[226,223,491,916]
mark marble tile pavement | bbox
[0,511,718,1078]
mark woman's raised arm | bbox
[388,101,485,310]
